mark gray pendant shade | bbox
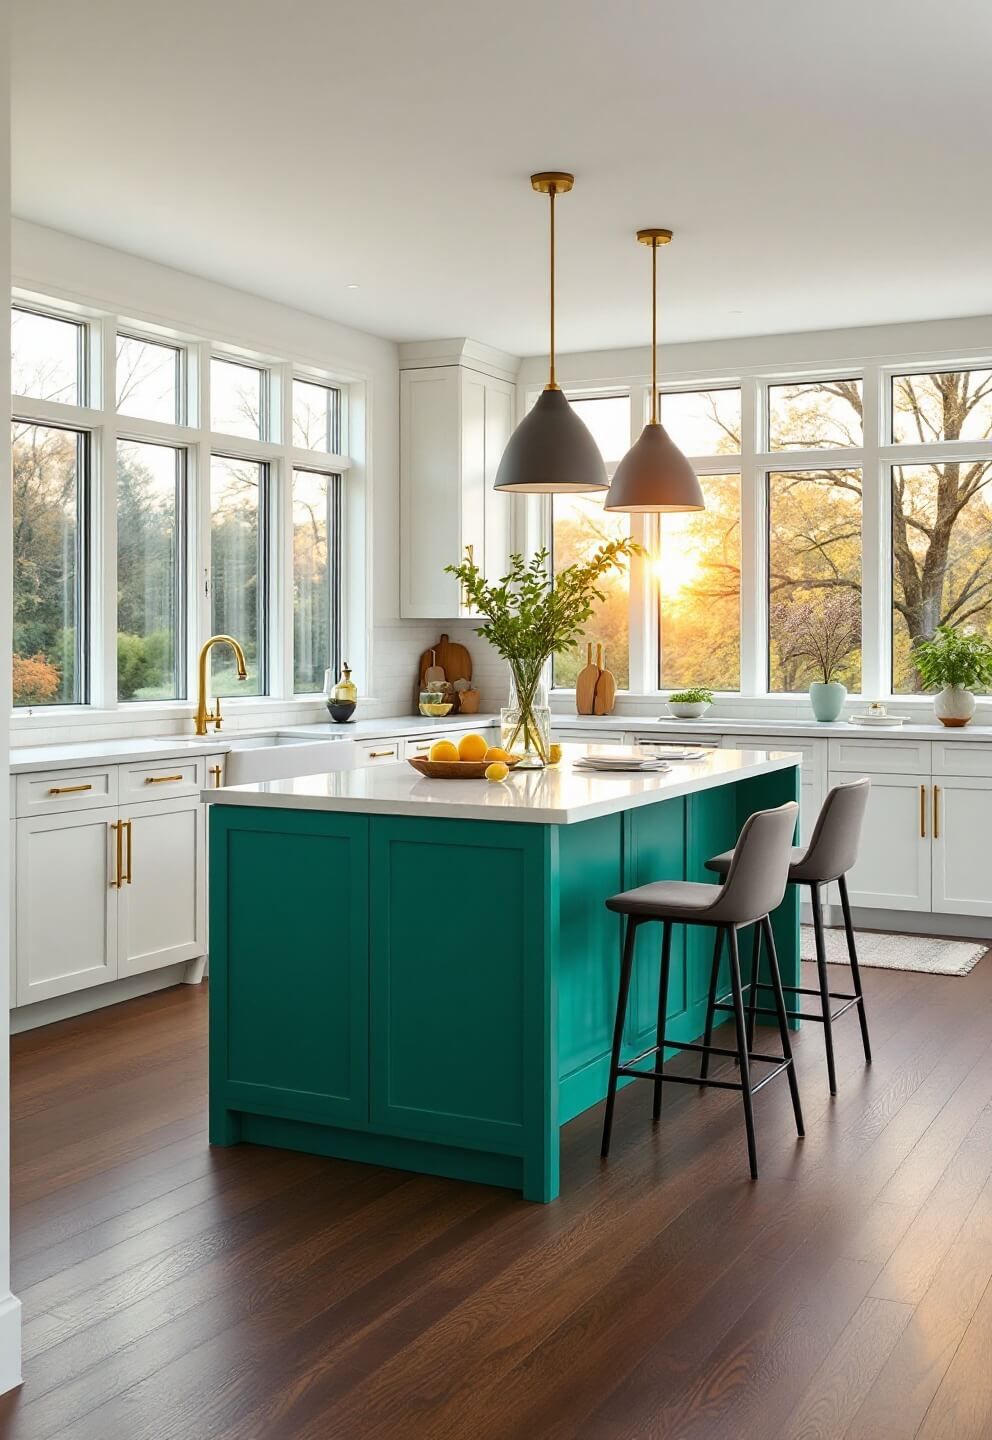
[604,422,705,513]
[493,385,609,494]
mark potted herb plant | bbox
[774,591,861,722]
[912,624,992,728]
[666,688,714,720]
[447,541,638,766]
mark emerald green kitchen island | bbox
[206,744,800,1202]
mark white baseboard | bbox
[10,962,202,1034]
[0,1292,22,1395]
[820,906,992,942]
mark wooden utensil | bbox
[419,634,473,691]
[593,645,617,715]
[575,642,600,715]
[424,649,445,686]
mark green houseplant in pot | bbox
[774,591,861,722]
[667,688,714,720]
[912,624,992,728]
[447,541,638,766]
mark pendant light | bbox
[605,229,704,513]
[493,173,608,495]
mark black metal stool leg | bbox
[839,875,871,1065]
[809,883,837,1096]
[727,926,758,1179]
[653,921,673,1121]
[762,915,804,1138]
[746,922,761,1056]
[699,927,724,1081]
[601,918,638,1158]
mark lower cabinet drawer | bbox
[829,736,930,775]
[403,737,437,760]
[16,767,118,817]
[930,741,992,778]
[358,742,401,766]
[121,758,204,802]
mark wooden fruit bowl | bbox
[407,756,521,780]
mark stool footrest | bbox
[624,1037,786,1068]
[616,1057,793,1096]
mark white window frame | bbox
[535,347,992,706]
[10,289,357,730]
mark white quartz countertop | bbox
[7,713,500,775]
[204,744,802,826]
[552,713,992,742]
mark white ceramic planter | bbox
[933,684,976,728]
[667,701,711,720]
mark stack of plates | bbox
[638,745,709,761]
[574,750,672,775]
[849,713,904,727]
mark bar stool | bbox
[601,802,803,1180]
[704,777,871,1096]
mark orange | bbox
[484,746,511,763]
[457,732,489,762]
[548,743,562,765]
[485,762,509,783]
[429,739,459,762]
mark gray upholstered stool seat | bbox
[601,801,804,1181]
[703,776,872,1096]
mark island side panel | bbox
[209,807,371,1145]
[369,816,558,1202]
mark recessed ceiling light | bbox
[346,283,360,290]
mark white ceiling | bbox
[11,0,992,356]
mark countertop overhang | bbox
[203,744,802,825]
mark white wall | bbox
[1,10,24,1394]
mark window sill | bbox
[10,695,328,735]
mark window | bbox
[117,334,184,424]
[769,379,863,450]
[892,369,992,444]
[210,456,266,696]
[12,421,87,706]
[552,395,631,689]
[293,379,339,453]
[892,459,992,692]
[210,357,265,439]
[11,306,85,405]
[659,388,741,456]
[657,474,741,691]
[117,441,185,701]
[292,469,338,693]
[768,469,863,692]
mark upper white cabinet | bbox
[399,339,518,619]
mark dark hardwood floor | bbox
[2,953,992,1439]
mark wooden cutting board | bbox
[418,633,473,690]
[593,645,617,715]
[575,643,599,715]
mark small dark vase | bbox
[326,700,356,724]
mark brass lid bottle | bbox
[331,663,358,705]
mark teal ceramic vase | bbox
[809,681,846,722]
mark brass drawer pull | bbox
[49,782,93,796]
[111,821,123,888]
[368,749,394,758]
[124,818,133,884]
[144,774,184,784]
[920,784,926,839]
[209,765,223,788]
[412,743,431,753]
[933,784,940,839]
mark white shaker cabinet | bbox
[16,806,120,1005]
[832,772,931,912]
[118,795,206,978]
[399,343,517,619]
[931,775,992,917]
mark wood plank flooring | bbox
[2,954,992,1439]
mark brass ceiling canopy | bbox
[605,227,704,514]
[493,173,608,495]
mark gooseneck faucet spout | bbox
[194,635,248,735]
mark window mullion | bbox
[860,362,885,699]
[739,375,762,696]
[193,341,212,698]
[276,365,294,698]
[93,315,118,709]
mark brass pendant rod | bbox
[548,185,557,390]
[651,237,658,424]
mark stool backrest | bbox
[802,777,870,882]
[709,801,799,925]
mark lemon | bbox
[429,740,459,762]
[485,762,509,783]
[457,732,489,762]
[484,745,511,763]
[548,743,562,765]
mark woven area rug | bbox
[800,925,987,977]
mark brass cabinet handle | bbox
[124,819,133,885]
[50,782,92,796]
[145,774,184,785]
[412,743,431,753]
[111,821,123,888]
[368,749,394,758]
[920,784,926,838]
[209,764,223,788]
[933,784,940,840]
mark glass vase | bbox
[501,664,551,769]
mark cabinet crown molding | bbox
[398,337,520,385]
